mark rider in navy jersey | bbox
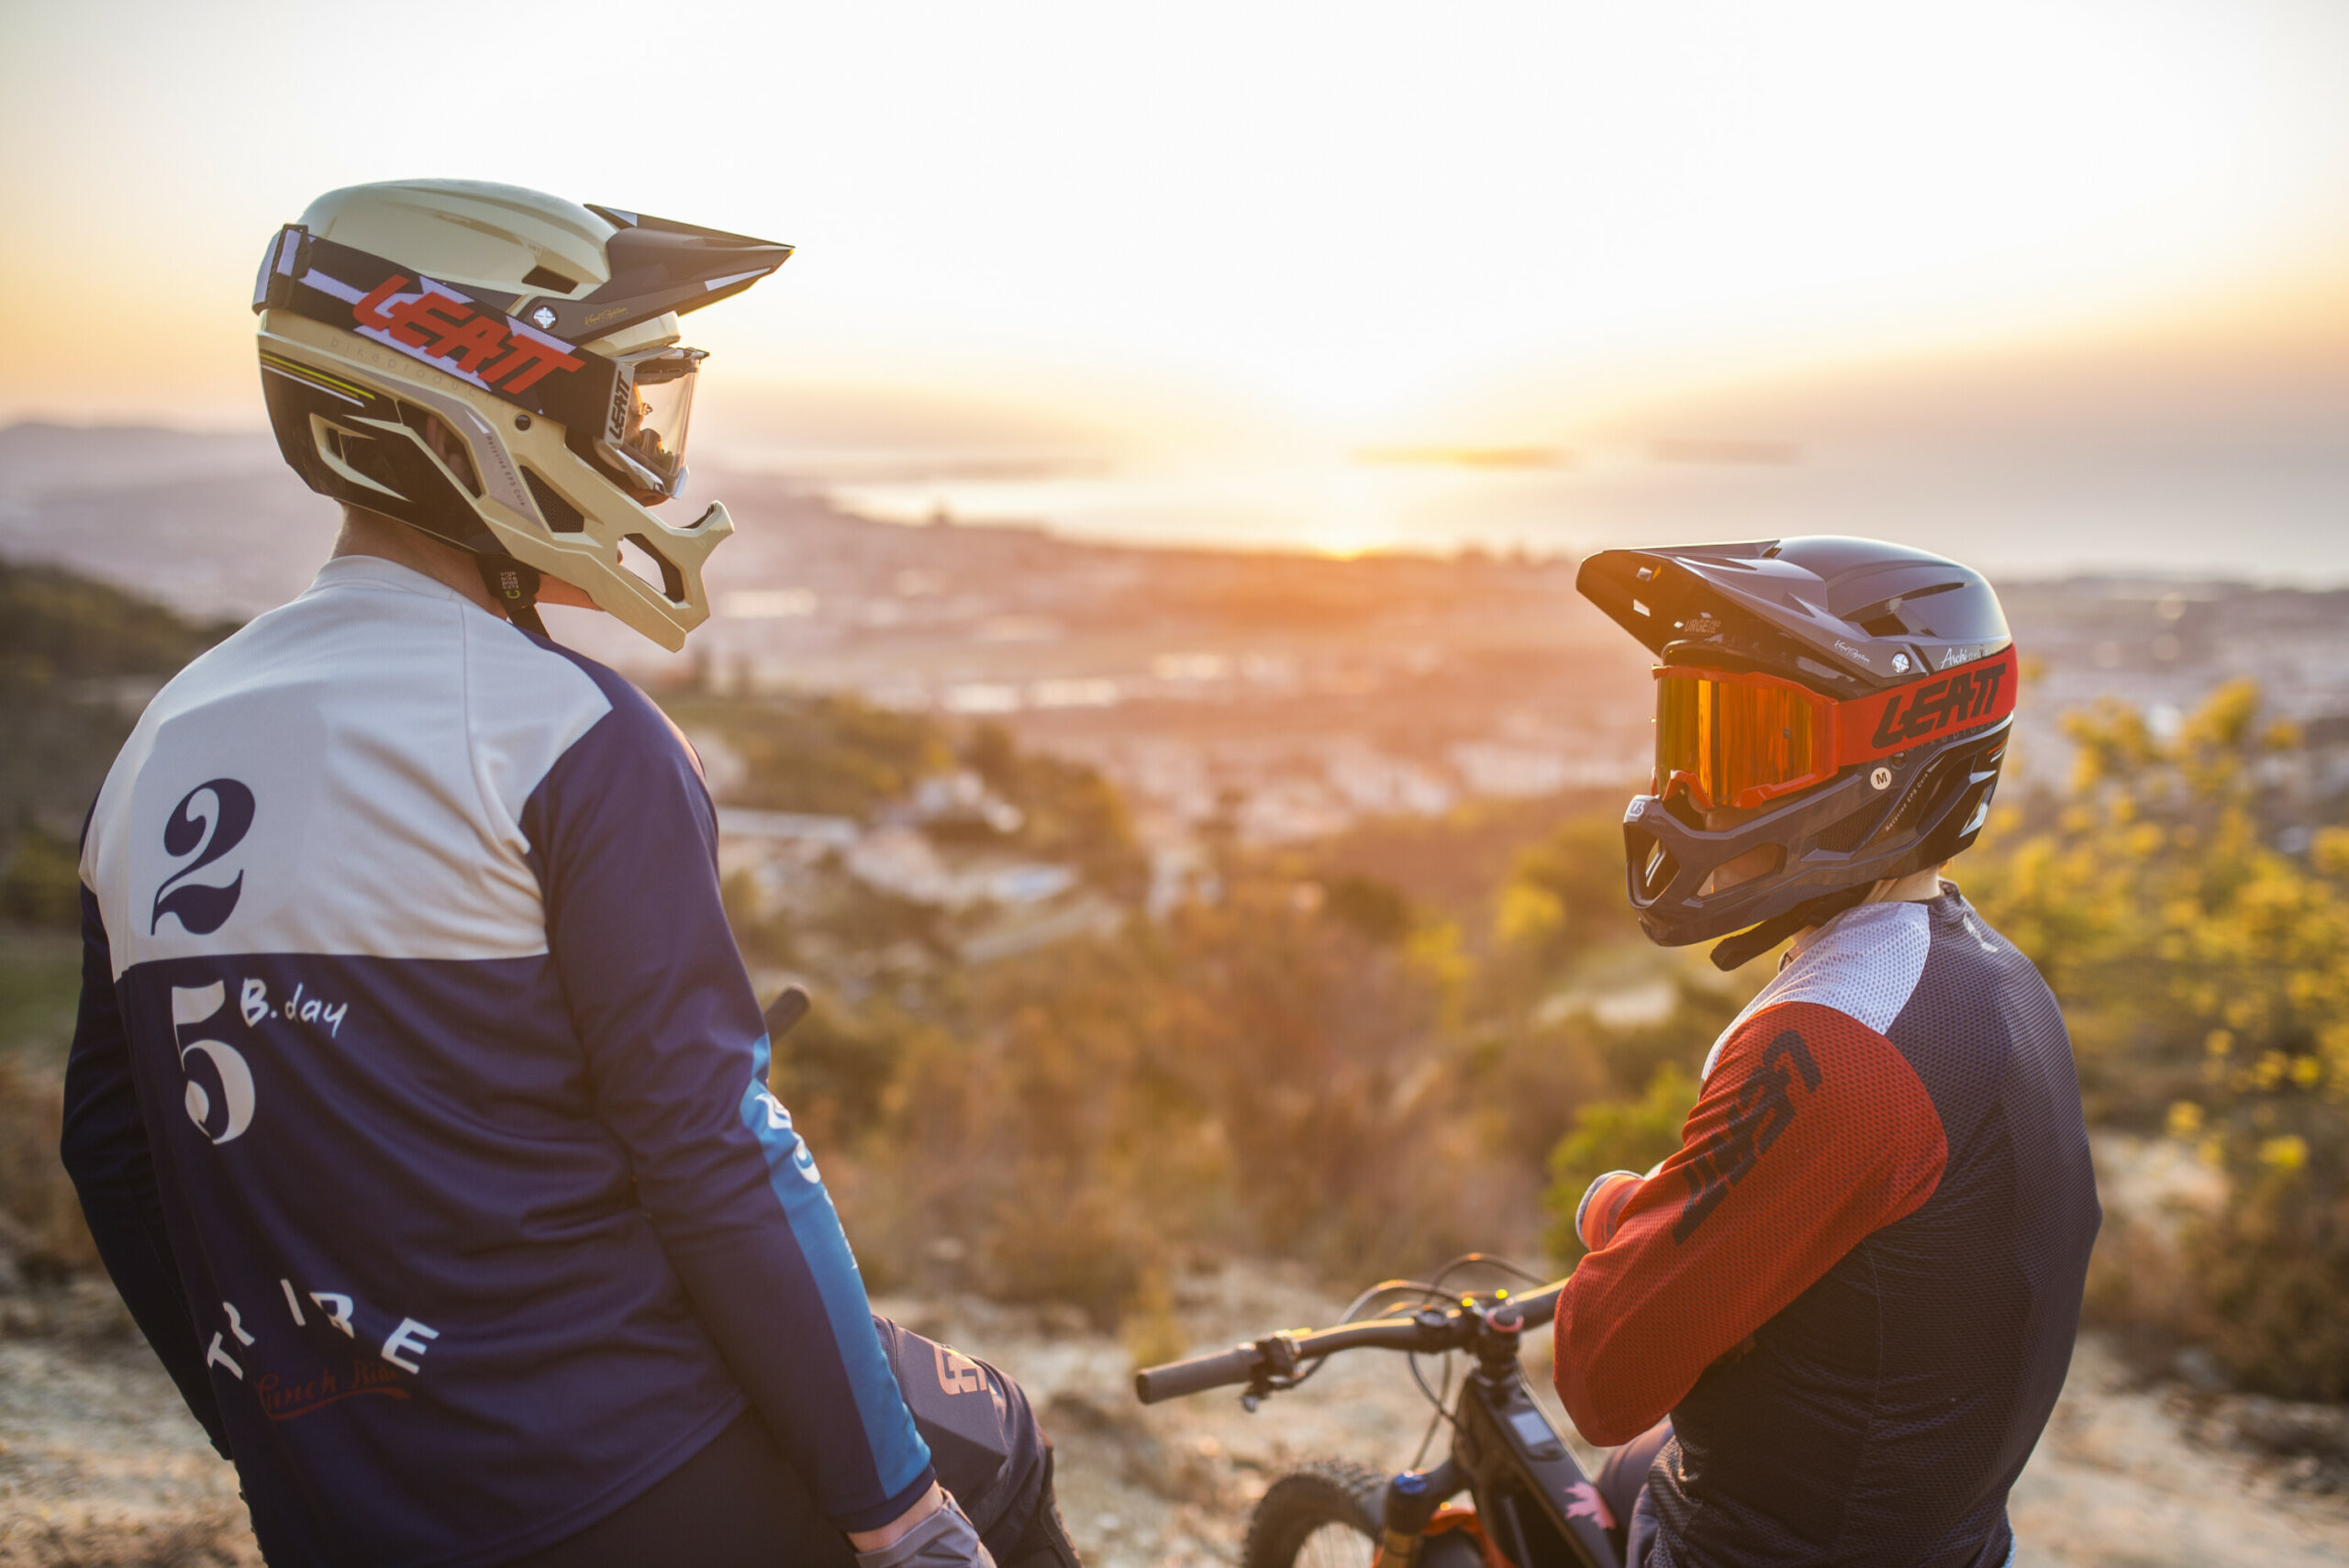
[1556,539,2099,1568]
[62,180,1075,1568]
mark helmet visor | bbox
[1654,666,1833,813]
[604,347,704,499]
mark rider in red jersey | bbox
[1556,538,2098,1568]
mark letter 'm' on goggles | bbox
[1653,644,2020,812]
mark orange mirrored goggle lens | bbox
[1653,670,1831,812]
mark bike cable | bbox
[1281,1278,1455,1393]
[1406,1345,1461,1463]
[1426,1251,1551,1295]
[1404,1253,1551,1464]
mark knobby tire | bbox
[1241,1458,1386,1568]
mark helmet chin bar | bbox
[475,470,734,654]
[258,308,729,652]
[1620,716,2010,966]
[1623,767,1891,945]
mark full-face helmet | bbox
[1576,536,2019,968]
[252,179,792,648]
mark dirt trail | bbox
[0,1283,257,1566]
[4,1263,2345,1566]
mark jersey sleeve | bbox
[519,665,935,1532]
[1553,999,1949,1445]
[59,881,232,1457]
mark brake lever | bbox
[1240,1331,1305,1412]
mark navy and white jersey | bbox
[1557,891,2099,1568]
[64,555,934,1567]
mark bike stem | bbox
[1473,1301,1527,1383]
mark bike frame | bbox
[1434,1325,1618,1568]
[1135,1282,1621,1568]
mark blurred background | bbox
[3,3,2348,1564]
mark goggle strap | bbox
[1832,645,2020,765]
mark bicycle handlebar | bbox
[1508,1282,1564,1329]
[1131,1280,1567,1405]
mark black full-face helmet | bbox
[1576,536,2019,969]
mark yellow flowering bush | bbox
[1968,680,2349,1396]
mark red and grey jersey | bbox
[1554,892,2099,1568]
[63,557,933,1567]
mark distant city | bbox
[9,422,2348,884]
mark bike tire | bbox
[1241,1459,1387,1568]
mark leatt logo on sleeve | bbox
[1673,1029,1822,1242]
[350,274,585,394]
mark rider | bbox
[1556,538,2099,1567]
[61,180,1074,1568]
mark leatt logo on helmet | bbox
[350,275,585,394]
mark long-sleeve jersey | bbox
[62,555,934,1567]
[1554,891,2099,1568]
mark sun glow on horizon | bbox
[1,0,2343,525]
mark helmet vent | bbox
[1849,580,1965,638]
[619,535,687,604]
[310,417,403,500]
[398,405,482,498]
[1631,830,1677,900]
[522,264,577,293]
[521,469,585,534]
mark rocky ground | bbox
[4,1262,2347,1567]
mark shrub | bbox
[2,824,83,929]
[1542,1064,1699,1260]
[1968,679,2349,1396]
[2184,1147,2349,1399]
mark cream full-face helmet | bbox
[252,179,791,649]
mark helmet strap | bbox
[1709,884,1873,973]
[475,554,551,639]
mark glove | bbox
[854,1493,996,1568]
[1575,1170,1642,1251]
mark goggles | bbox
[1653,644,2019,812]
[252,225,702,501]
[604,345,704,499]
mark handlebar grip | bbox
[1133,1343,1264,1405]
[762,985,811,1040]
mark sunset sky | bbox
[3,1,2343,570]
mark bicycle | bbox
[1132,1259,1621,1568]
